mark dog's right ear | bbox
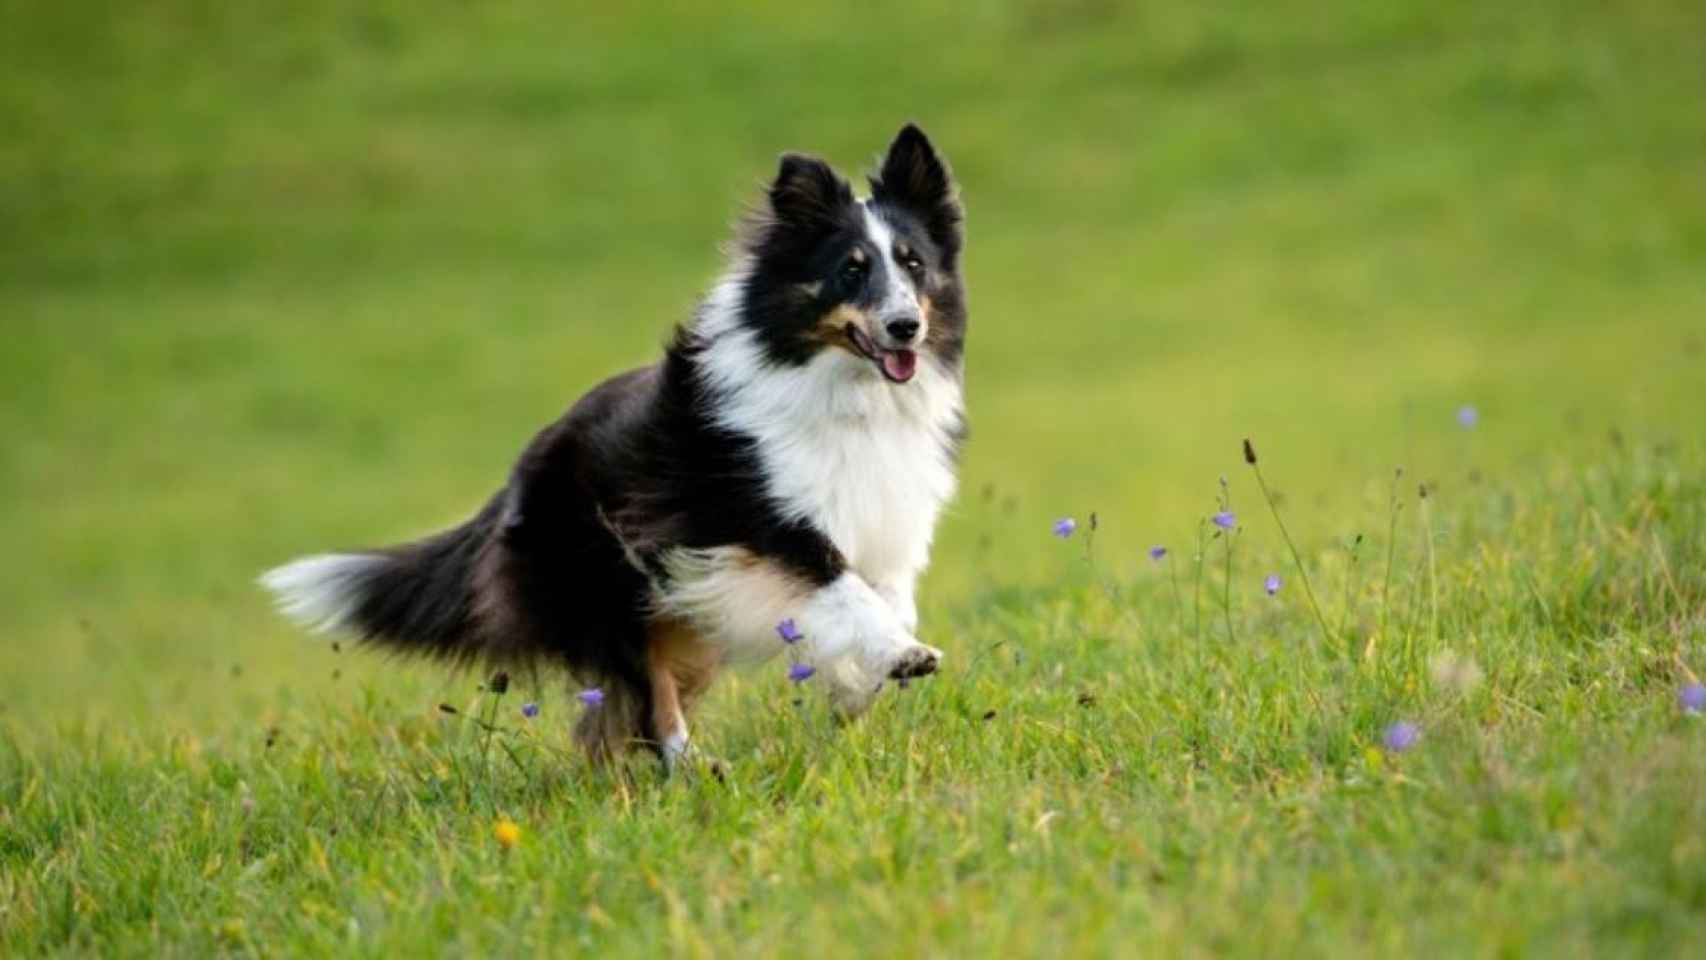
[768,153,853,231]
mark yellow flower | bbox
[493,818,522,849]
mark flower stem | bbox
[1168,553,1186,634]
[1336,534,1364,661]
[1248,459,1334,646]
[1371,468,1403,664]
[478,689,502,815]
[1217,478,1237,645]
[1421,487,1440,659]
[1222,526,1237,645]
[1083,511,1097,570]
[1192,521,1206,661]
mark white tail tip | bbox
[258,553,381,634]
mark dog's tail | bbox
[259,504,497,663]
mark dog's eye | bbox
[901,255,926,279]
[841,261,867,284]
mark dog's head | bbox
[737,124,966,384]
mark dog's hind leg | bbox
[646,618,720,773]
[570,632,657,767]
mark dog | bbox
[261,124,966,768]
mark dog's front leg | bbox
[795,572,941,717]
[872,575,919,634]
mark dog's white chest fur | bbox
[695,282,961,586]
[755,361,959,581]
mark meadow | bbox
[3,1,1705,955]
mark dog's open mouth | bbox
[846,325,918,384]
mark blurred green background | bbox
[3,0,1703,725]
[6,2,1706,955]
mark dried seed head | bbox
[438,703,459,715]
[489,671,510,695]
[1242,438,1257,464]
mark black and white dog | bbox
[262,124,966,767]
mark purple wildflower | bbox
[788,663,816,683]
[577,688,605,708]
[1264,574,1282,596]
[1383,721,1420,753]
[520,702,539,719]
[1052,517,1077,539]
[1212,511,1236,530]
[776,618,803,644]
[1457,405,1479,429]
[1149,545,1167,561]
[1680,682,1706,715]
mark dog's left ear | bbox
[870,123,964,259]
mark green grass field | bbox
[4,1,1706,955]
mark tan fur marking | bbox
[652,546,817,665]
[646,617,721,744]
[921,293,958,353]
[813,303,878,354]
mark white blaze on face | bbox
[860,203,925,345]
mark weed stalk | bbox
[1243,439,1334,647]
[1370,467,1404,663]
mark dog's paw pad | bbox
[888,644,942,680]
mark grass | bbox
[3,0,1705,954]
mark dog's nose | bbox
[885,316,920,343]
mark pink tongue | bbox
[881,350,918,383]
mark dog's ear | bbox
[870,123,963,257]
[768,153,853,232]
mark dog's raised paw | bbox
[887,644,943,680]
